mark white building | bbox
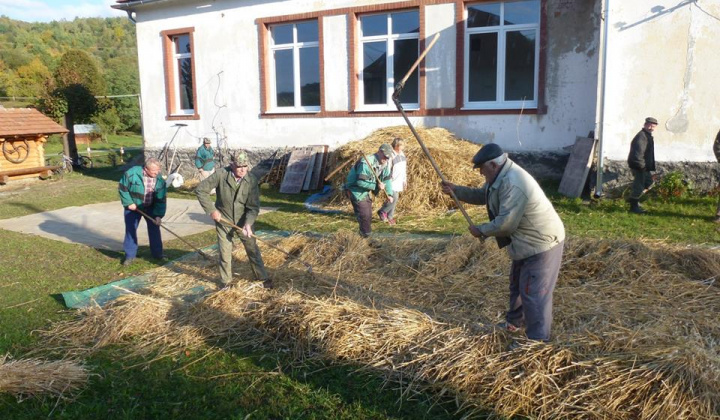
[113,0,720,188]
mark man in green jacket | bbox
[195,137,215,179]
[196,152,270,288]
[118,157,167,265]
[442,144,565,344]
[344,144,394,238]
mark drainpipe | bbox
[594,0,610,198]
[125,10,136,23]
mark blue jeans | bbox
[123,208,163,259]
[506,242,564,341]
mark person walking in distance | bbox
[627,117,658,214]
[378,137,407,225]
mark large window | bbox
[161,28,198,119]
[359,10,419,109]
[464,1,540,109]
[269,21,320,111]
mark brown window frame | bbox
[255,0,547,119]
[161,27,200,120]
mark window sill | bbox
[264,109,320,115]
[166,113,200,121]
[353,106,420,113]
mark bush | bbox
[654,171,691,199]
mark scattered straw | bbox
[42,233,720,419]
[0,354,89,400]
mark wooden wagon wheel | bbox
[2,139,30,164]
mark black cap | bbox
[645,117,658,125]
[472,143,504,168]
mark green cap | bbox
[379,144,393,159]
[231,151,249,166]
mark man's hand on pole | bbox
[128,203,137,211]
[468,225,486,240]
[441,181,455,195]
[155,217,162,226]
[242,224,253,238]
[210,210,222,222]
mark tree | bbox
[54,49,105,123]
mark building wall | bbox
[602,0,720,163]
[131,0,601,158]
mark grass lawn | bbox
[43,133,144,156]
[1,165,718,418]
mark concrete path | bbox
[0,198,276,251]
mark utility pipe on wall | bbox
[594,0,610,197]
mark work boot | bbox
[629,199,646,214]
[262,279,274,289]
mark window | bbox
[464,1,540,109]
[269,21,320,111]
[161,28,198,119]
[358,10,419,110]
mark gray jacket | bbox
[453,158,565,261]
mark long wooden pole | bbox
[391,34,475,227]
[217,218,313,273]
[323,158,353,182]
[134,207,214,261]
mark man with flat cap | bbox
[195,137,216,181]
[441,143,565,344]
[196,151,271,288]
[344,143,394,238]
[627,117,658,214]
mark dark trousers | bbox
[350,195,373,237]
[506,241,564,341]
[630,169,653,200]
[123,208,163,259]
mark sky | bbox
[0,0,126,23]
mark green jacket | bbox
[453,159,564,261]
[196,166,260,226]
[195,145,215,171]
[117,165,167,217]
[344,154,393,201]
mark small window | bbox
[161,28,198,119]
[464,1,540,109]
[269,20,320,112]
[358,10,419,110]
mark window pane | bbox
[274,49,294,106]
[177,57,193,110]
[467,3,501,28]
[468,32,497,102]
[504,0,540,25]
[391,11,419,34]
[361,14,387,37]
[173,34,191,54]
[505,30,535,101]
[297,21,318,43]
[272,24,293,45]
[362,41,387,104]
[393,38,418,103]
[300,47,320,106]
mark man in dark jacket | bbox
[627,117,658,214]
[196,152,270,288]
[118,157,167,265]
[714,129,720,222]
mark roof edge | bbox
[112,0,176,12]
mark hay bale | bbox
[0,354,89,399]
[323,126,484,215]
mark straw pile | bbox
[323,126,484,214]
[0,354,89,399]
[44,233,720,419]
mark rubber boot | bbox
[629,199,646,214]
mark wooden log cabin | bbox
[0,108,68,184]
